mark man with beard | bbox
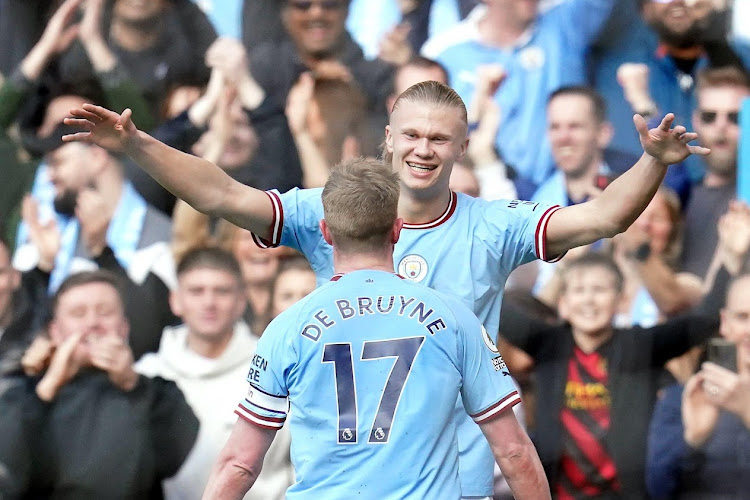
[592,0,750,182]
[680,66,750,280]
[13,125,176,359]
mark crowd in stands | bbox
[0,0,749,498]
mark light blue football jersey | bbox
[253,188,560,496]
[238,270,520,499]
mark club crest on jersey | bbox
[398,254,428,282]
[481,325,500,354]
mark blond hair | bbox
[322,157,400,253]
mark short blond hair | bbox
[322,157,400,252]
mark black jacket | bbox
[499,270,730,498]
[0,371,199,500]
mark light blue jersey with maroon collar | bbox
[252,188,561,496]
[238,270,519,499]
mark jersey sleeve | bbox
[483,199,563,265]
[236,317,296,430]
[250,187,325,256]
[453,301,522,424]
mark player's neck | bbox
[398,189,452,225]
[333,250,395,275]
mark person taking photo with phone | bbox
[645,203,750,499]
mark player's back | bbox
[245,270,470,499]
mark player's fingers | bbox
[679,132,698,143]
[61,131,92,143]
[658,113,675,131]
[118,108,133,130]
[62,118,94,130]
[687,145,711,156]
[672,125,687,136]
[68,108,102,122]
[633,114,649,137]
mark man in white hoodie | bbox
[136,246,293,500]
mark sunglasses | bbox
[289,0,343,11]
[699,110,740,125]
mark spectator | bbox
[2,270,198,498]
[270,255,316,319]
[136,247,293,500]
[592,0,750,182]
[386,55,448,112]
[13,126,177,359]
[645,199,750,499]
[612,187,701,323]
[57,0,217,129]
[533,86,639,208]
[285,71,366,187]
[0,0,154,243]
[0,234,50,376]
[681,66,750,280]
[499,252,723,498]
[528,86,635,297]
[248,0,395,157]
[421,0,617,186]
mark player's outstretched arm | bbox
[202,417,276,500]
[480,409,551,499]
[62,104,274,238]
[544,113,710,258]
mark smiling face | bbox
[547,94,609,178]
[385,99,468,200]
[642,0,712,47]
[282,0,348,59]
[560,265,621,339]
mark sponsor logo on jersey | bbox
[398,254,428,282]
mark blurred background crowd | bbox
[0,0,749,499]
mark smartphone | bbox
[707,338,737,372]
[737,97,750,205]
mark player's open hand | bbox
[636,113,710,166]
[62,104,138,153]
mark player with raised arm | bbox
[63,81,709,499]
[201,159,550,499]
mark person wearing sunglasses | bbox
[246,0,394,160]
[680,66,750,281]
[592,0,750,184]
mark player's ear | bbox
[391,217,403,244]
[320,219,333,246]
[385,125,394,153]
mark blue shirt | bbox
[421,0,615,185]
[238,270,520,499]
[591,14,750,182]
[252,187,561,496]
